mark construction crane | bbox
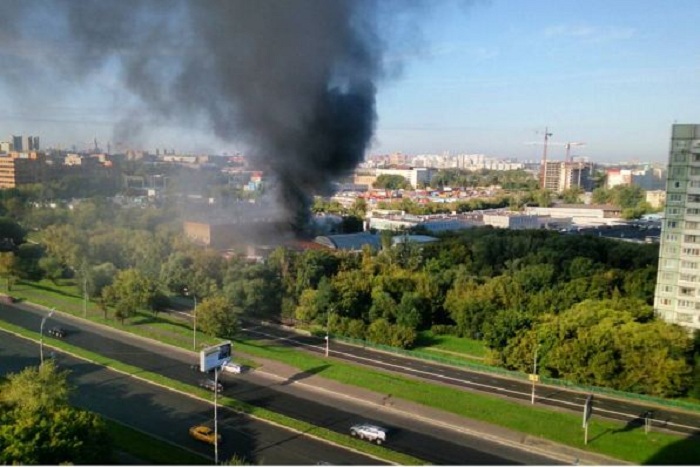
[525,131,586,189]
[524,128,553,189]
[564,142,586,163]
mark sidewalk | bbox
[249,354,628,466]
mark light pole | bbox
[40,308,55,365]
[531,344,540,405]
[325,309,332,357]
[185,287,197,351]
[214,365,219,464]
[83,273,88,318]
[192,294,197,351]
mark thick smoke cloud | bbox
[0,0,416,232]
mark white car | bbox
[350,423,387,444]
[222,362,243,374]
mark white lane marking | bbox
[242,327,700,432]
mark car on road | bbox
[222,362,243,374]
[198,378,223,393]
[350,423,387,444]
[189,425,221,445]
[48,327,66,338]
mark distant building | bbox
[375,167,435,189]
[482,212,540,230]
[654,123,700,332]
[314,232,382,251]
[646,190,666,209]
[10,135,39,152]
[524,204,622,225]
[542,161,594,193]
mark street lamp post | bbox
[184,287,197,351]
[40,309,55,365]
[192,294,197,351]
[214,365,219,464]
[83,274,88,318]
[325,310,332,357]
[531,345,540,405]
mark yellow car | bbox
[189,425,221,445]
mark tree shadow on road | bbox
[279,364,331,386]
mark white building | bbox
[376,167,435,188]
[482,212,540,230]
[654,123,700,331]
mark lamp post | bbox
[40,308,55,365]
[184,287,197,351]
[531,344,540,405]
[325,309,332,357]
[83,273,88,318]
[214,365,219,464]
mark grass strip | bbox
[6,283,700,464]
[0,320,424,466]
[234,338,699,465]
[105,419,209,465]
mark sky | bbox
[1,0,699,164]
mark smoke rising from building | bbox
[0,0,422,233]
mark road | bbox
[0,304,560,465]
[240,321,700,436]
[0,331,384,466]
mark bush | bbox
[430,324,457,336]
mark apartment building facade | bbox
[654,123,700,331]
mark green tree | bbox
[0,362,112,465]
[197,295,240,338]
[373,174,412,190]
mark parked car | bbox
[189,425,221,445]
[350,423,387,444]
[222,362,243,374]
[48,327,66,338]
[198,378,223,393]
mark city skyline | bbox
[0,0,698,163]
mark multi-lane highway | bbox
[0,331,384,465]
[240,321,700,436]
[0,304,559,465]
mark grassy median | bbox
[4,281,700,464]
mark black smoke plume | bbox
[0,0,415,233]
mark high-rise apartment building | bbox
[9,135,39,151]
[654,124,700,331]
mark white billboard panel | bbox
[199,341,232,372]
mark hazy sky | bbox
[1,0,698,163]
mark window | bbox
[689,194,700,203]
[677,300,695,309]
[680,259,694,268]
[680,287,695,296]
[669,193,682,202]
[662,284,674,293]
[669,208,680,215]
[682,247,700,256]
[668,221,678,228]
[694,153,700,162]
[680,273,698,282]
[685,235,700,243]
[659,298,672,306]
[688,208,700,216]
[666,233,679,241]
[687,221,700,230]
[676,312,694,323]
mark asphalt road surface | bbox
[0,331,384,465]
[239,321,700,436]
[0,304,559,465]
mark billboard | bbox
[199,341,232,372]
